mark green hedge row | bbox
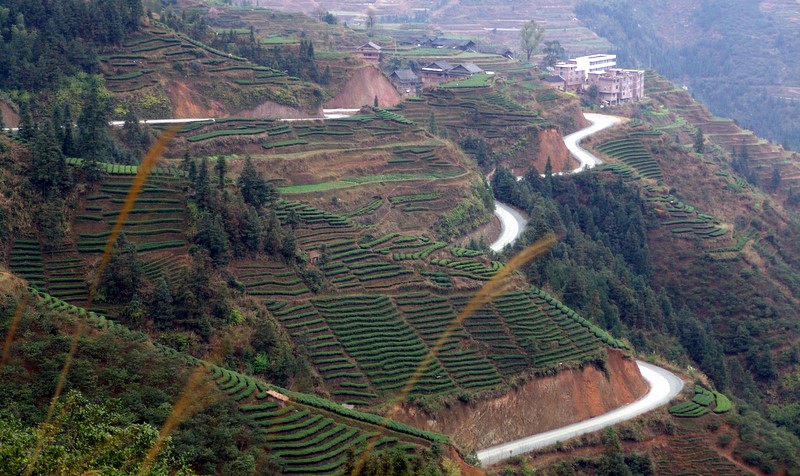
[262,139,309,149]
[187,128,265,142]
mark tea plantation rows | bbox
[28,288,447,476]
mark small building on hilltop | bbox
[553,62,584,92]
[357,42,382,63]
[477,45,515,60]
[425,37,477,51]
[587,68,645,103]
[542,75,566,91]
[390,69,423,93]
[420,61,455,79]
[449,62,484,77]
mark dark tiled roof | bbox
[391,69,420,81]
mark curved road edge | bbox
[477,361,684,466]
[563,112,623,171]
[490,202,528,252]
[489,112,623,252]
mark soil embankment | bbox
[1,100,19,128]
[324,66,401,109]
[509,127,573,177]
[396,350,648,449]
[238,100,318,119]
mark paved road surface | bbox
[489,202,527,252]
[477,361,684,466]
[481,112,683,466]
[489,113,623,252]
[563,113,623,171]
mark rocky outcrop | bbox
[395,349,648,449]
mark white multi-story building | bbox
[550,53,643,103]
[572,54,617,78]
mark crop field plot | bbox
[397,87,547,140]
[669,385,732,417]
[98,24,311,97]
[448,295,529,377]
[233,262,311,297]
[266,300,377,405]
[653,429,750,476]
[645,194,728,239]
[312,295,457,396]
[9,239,46,290]
[394,292,504,392]
[596,137,663,180]
[72,175,189,256]
[491,289,626,369]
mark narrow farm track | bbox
[481,113,684,466]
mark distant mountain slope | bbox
[576,0,800,151]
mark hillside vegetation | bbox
[4,1,800,475]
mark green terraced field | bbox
[28,288,446,475]
[596,137,663,179]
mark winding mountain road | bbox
[488,113,623,251]
[489,202,527,252]
[477,361,684,466]
[482,112,684,466]
[563,112,623,171]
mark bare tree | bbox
[520,20,545,62]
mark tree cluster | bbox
[0,0,142,91]
[0,296,271,474]
[183,154,298,267]
[492,167,730,384]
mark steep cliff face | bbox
[508,127,574,177]
[396,350,647,449]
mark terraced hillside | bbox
[213,0,610,56]
[222,199,630,406]
[1,162,192,306]
[161,108,483,236]
[97,23,324,117]
[587,115,762,257]
[645,72,800,195]
[27,288,449,476]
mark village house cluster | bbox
[544,54,645,103]
[356,38,503,94]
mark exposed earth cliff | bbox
[396,350,647,449]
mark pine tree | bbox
[263,212,282,255]
[598,428,632,476]
[61,104,76,157]
[151,277,175,329]
[214,156,226,191]
[238,156,275,208]
[693,127,704,153]
[196,212,229,265]
[18,101,34,141]
[0,106,4,131]
[242,206,263,253]
[101,233,143,302]
[30,122,67,196]
[196,157,211,208]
